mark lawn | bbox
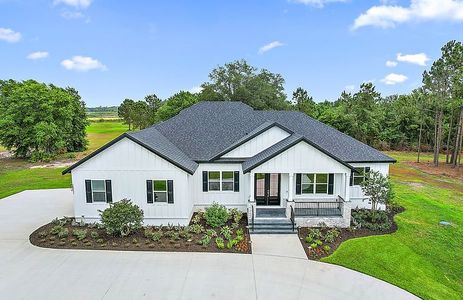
[0,120,128,199]
[323,152,463,300]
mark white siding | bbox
[222,126,290,158]
[192,163,248,209]
[251,141,351,174]
[71,138,193,225]
[349,162,391,210]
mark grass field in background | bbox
[0,121,128,199]
[323,152,463,300]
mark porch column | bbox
[344,172,350,202]
[288,173,294,202]
[249,172,255,203]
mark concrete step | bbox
[254,219,292,225]
[252,224,293,229]
[250,228,297,234]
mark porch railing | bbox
[248,204,255,231]
[290,205,295,231]
[294,196,344,217]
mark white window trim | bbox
[206,171,236,192]
[301,173,330,195]
[353,167,368,186]
[152,179,168,204]
[91,179,106,203]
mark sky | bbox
[1,0,463,107]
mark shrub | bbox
[57,228,69,238]
[315,239,323,246]
[206,229,217,238]
[90,231,99,239]
[351,209,392,231]
[99,199,144,236]
[189,224,204,234]
[73,229,87,241]
[50,225,63,235]
[235,228,244,237]
[220,226,232,240]
[204,202,229,228]
[191,212,203,224]
[310,242,318,249]
[323,245,331,252]
[152,231,163,241]
[199,234,211,247]
[226,239,238,249]
[96,238,104,244]
[144,228,154,239]
[305,236,313,244]
[307,228,321,240]
[215,237,225,249]
[323,228,340,243]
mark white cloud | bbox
[258,41,284,54]
[61,10,85,19]
[0,28,21,43]
[386,60,398,67]
[381,73,408,85]
[54,0,93,9]
[353,0,463,29]
[290,0,346,8]
[27,51,49,60]
[189,86,203,94]
[61,56,106,71]
[397,52,429,66]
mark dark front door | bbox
[255,173,280,206]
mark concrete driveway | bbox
[0,189,417,300]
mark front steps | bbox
[249,209,296,234]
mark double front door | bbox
[255,173,280,206]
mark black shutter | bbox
[233,171,239,192]
[105,180,112,203]
[146,180,153,204]
[295,174,302,195]
[167,180,174,204]
[349,171,353,186]
[202,171,208,192]
[328,174,334,195]
[85,180,92,203]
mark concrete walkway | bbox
[0,189,418,300]
[251,234,307,259]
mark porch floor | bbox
[294,207,342,217]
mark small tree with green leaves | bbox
[99,199,144,236]
[360,170,393,212]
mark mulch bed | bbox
[30,213,251,254]
[297,207,404,260]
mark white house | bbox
[63,101,395,232]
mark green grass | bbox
[0,168,71,199]
[322,155,463,300]
[0,121,128,199]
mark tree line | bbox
[118,40,463,168]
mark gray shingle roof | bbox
[64,101,395,175]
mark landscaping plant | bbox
[99,199,144,236]
[360,170,393,213]
[204,202,229,228]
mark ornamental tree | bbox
[360,170,393,212]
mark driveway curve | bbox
[0,189,417,300]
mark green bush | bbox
[73,229,87,241]
[199,234,211,247]
[220,226,232,240]
[323,245,331,252]
[307,228,321,240]
[323,228,340,243]
[90,231,99,239]
[50,225,63,235]
[351,209,392,231]
[305,236,313,244]
[152,231,163,241]
[99,199,144,236]
[189,224,204,234]
[204,202,229,228]
[57,228,69,238]
[215,237,225,249]
[206,229,217,237]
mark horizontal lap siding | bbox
[349,162,390,210]
[71,138,192,224]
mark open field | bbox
[323,152,463,300]
[0,121,128,199]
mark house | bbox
[63,101,395,231]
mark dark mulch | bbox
[297,207,404,260]
[30,213,251,254]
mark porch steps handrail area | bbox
[294,196,344,217]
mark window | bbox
[353,167,369,186]
[222,171,234,191]
[208,171,221,191]
[91,180,106,202]
[153,180,167,202]
[301,174,329,194]
[207,171,237,192]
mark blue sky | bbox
[1,0,462,106]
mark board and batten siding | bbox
[221,126,290,158]
[349,162,390,210]
[71,137,193,225]
[192,163,249,210]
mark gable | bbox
[246,140,352,174]
[70,137,190,173]
[221,126,291,159]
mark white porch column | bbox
[249,172,255,203]
[288,173,294,203]
[344,172,350,202]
